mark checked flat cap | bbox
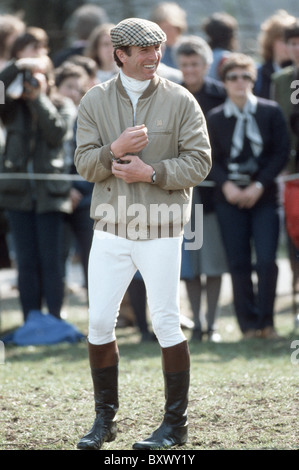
[110,18,166,48]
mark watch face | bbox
[152,171,156,183]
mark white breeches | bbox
[88,231,186,348]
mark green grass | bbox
[0,281,298,451]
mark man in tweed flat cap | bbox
[110,17,167,48]
[75,17,211,451]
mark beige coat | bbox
[75,74,211,239]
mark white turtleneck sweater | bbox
[120,69,150,121]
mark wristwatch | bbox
[255,181,263,190]
[151,169,156,184]
[110,149,116,160]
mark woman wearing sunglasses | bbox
[207,53,289,339]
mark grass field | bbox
[0,262,298,451]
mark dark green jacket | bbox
[0,61,76,213]
[272,66,299,172]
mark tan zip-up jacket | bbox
[75,74,211,239]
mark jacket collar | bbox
[116,73,160,100]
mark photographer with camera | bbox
[0,29,77,322]
[207,53,289,339]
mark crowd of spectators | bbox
[0,2,298,340]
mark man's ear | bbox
[115,49,127,65]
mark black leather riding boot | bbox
[77,341,119,450]
[133,340,190,450]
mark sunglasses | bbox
[225,73,253,82]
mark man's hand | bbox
[111,124,148,158]
[112,155,153,184]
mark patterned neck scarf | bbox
[224,93,263,159]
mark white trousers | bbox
[88,231,186,348]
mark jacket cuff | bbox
[151,161,167,187]
[100,144,113,170]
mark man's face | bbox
[117,45,162,80]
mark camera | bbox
[23,70,39,89]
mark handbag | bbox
[284,179,299,249]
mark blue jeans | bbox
[7,209,65,320]
[215,201,279,333]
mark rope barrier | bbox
[0,172,83,181]
[0,172,298,185]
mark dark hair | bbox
[10,28,48,58]
[284,19,299,42]
[201,12,238,50]
[55,61,89,88]
[67,54,97,79]
[113,46,131,68]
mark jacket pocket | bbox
[147,129,177,160]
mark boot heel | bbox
[106,422,118,442]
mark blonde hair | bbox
[150,2,187,33]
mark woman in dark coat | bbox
[207,53,289,339]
